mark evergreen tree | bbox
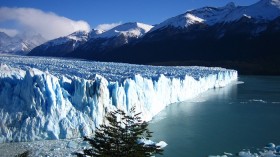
[77,107,164,157]
[15,150,30,157]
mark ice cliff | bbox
[0,56,237,143]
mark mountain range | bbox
[7,0,280,74]
[0,32,46,55]
[29,22,153,58]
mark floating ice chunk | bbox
[224,152,233,156]
[249,99,267,103]
[238,151,256,157]
[260,150,277,157]
[211,143,280,157]
[156,141,168,148]
[138,138,155,146]
[236,81,245,84]
[265,143,276,150]
[276,145,280,152]
[137,138,167,149]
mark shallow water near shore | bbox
[149,76,280,156]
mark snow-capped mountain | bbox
[152,0,280,31]
[89,29,105,38]
[29,22,154,58]
[0,32,46,55]
[28,0,280,74]
[97,22,153,39]
[70,22,154,56]
[0,32,10,41]
[95,0,280,75]
[57,31,90,47]
[225,0,280,21]
[29,30,91,57]
[16,32,46,48]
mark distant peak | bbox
[224,2,236,9]
[96,22,153,38]
[111,22,153,33]
[89,29,104,38]
[260,0,277,2]
[124,22,138,25]
[117,22,138,27]
[124,22,150,26]
[92,29,104,34]
[115,22,152,28]
[69,30,88,36]
[259,0,280,7]
[270,0,280,7]
[0,32,10,37]
[254,0,280,9]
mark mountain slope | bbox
[91,0,280,75]
[29,30,92,57]
[99,16,280,74]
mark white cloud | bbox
[95,22,122,31]
[0,7,91,40]
[0,28,19,37]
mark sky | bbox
[0,0,259,40]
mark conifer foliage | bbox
[77,107,164,157]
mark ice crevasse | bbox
[0,60,237,143]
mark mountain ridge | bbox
[29,22,154,57]
[27,0,280,74]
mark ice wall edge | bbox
[0,64,237,143]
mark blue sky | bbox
[0,0,259,39]
[1,0,259,26]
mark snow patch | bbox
[97,22,154,38]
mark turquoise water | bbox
[149,76,280,157]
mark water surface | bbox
[149,76,280,156]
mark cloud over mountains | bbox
[0,7,90,40]
[95,22,122,31]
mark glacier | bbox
[0,55,237,143]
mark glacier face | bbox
[0,55,237,143]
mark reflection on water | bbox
[149,76,280,157]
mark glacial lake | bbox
[149,76,280,157]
